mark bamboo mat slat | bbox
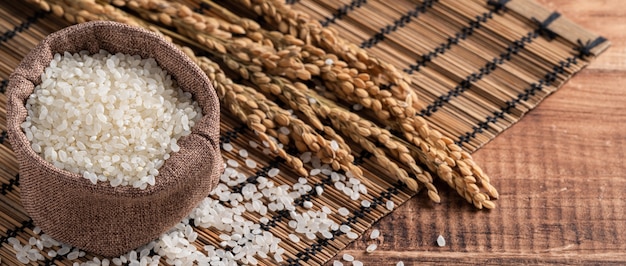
[0,0,608,265]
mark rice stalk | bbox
[26,0,498,207]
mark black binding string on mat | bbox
[377,0,508,99]
[419,31,537,116]
[455,56,578,146]
[360,0,437,48]
[404,9,496,74]
[285,182,405,266]
[320,0,368,27]
[0,130,7,144]
[259,209,291,231]
[342,0,503,92]
[575,36,608,59]
[352,150,373,165]
[219,125,247,144]
[0,79,8,93]
[487,0,510,13]
[285,0,301,5]
[419,10,564,116]
[532,12,561,40]
[0,219,33,245]
[0,172,19,195]
[0,10,48,44]
[0,174,19,196]
[456,36,607,145]
[43,254,66,266]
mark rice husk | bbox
[6,21,222,257]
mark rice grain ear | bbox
[7,21,222,257]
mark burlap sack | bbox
[6,21,222,257]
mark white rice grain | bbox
[437,235,446,247]
[338,207,350,217]
[288,234,300,243]
[23,50,202,189]
[370,229,380,239]
[268,168,280,177]
[386,200,395,211]
[346,232,359,240]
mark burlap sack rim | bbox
[7,21,221,197]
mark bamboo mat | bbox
[0,0,608,265]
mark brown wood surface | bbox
[331,0,626,265]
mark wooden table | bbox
[334,0,626,264]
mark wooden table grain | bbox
[332,0,626,265]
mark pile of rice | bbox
[21,50,202,189]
